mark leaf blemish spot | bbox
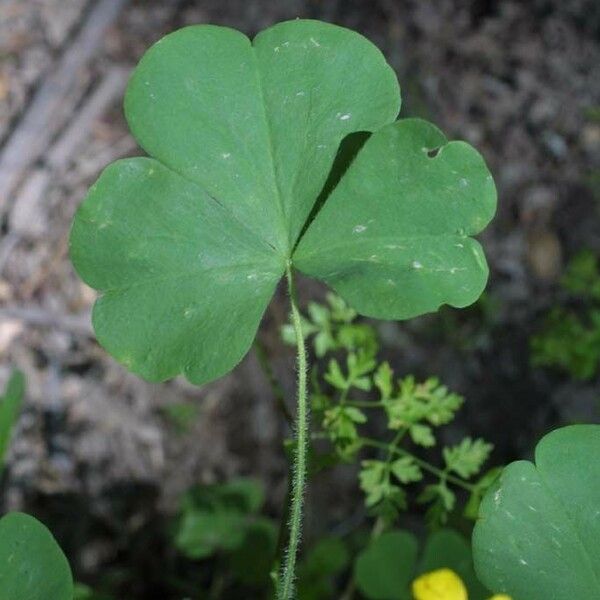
[310,37,320,47]
[494,489,502,506]
[411,260,423,270]
[353,225,367,233]
[221,152,231,159]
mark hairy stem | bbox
[278,263,309,600]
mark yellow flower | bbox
[412,568,468,600]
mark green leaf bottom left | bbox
[0,512,73,600]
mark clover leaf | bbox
[0,512,73,600]
[355,529,490,600]
[70,19,495,386]
[472,425,600,600]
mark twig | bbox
[0,306,93,336]
[48,66,130,172]
[0,0,129,207]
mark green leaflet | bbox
[70,20,496,385]
[355,529,488,600]
[294,119,496,319]
[472,425,600,600]
[355,530,418,600]
[0,512,73,600]
[0,370,24,472]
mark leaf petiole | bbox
[359,437,476,492]
[278,263,310,600]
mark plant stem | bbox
[278,262,309,600]
[360,437,476,492]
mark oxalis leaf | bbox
[472,424,600,600]
[0,512,73,600]
[70,20,496,385]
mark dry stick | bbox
[48,66,130,173]
[0,306,93,336]
[0,0,129,208]
[13,68,130,294]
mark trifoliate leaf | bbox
[326,293,357,323]
[324,359,347,390]
[71,20,495,385]
[374,362,394,400]
[419,379,464,426]
[355,530,418,600]
[390,456,423,484]
[443,438,493,479]
[418,483,456,528]
[323,406,366,457]
[359,460,389,507]
[473,425,600,600]
[410,424,436,447]
[347,350,377,389]
[337,323,378,355]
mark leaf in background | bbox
[418,483,456,528]
[473,425,600,600]
[443,438,493,479]
[418,530,490,600]
[355,530,418,600]
[174,478,265,559]
[298,536,350,600]
[464,466,503,521]
[0,512,73,600]
[229,517,277,586]
[374,362,394,400]
[390,456,423,484]
[409,424,435,447]
[0,370,24,472]
[70,20,495,386]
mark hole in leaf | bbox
[427,147,441,158]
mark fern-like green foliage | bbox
[283,294,494,527]
[531,250,600,380]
